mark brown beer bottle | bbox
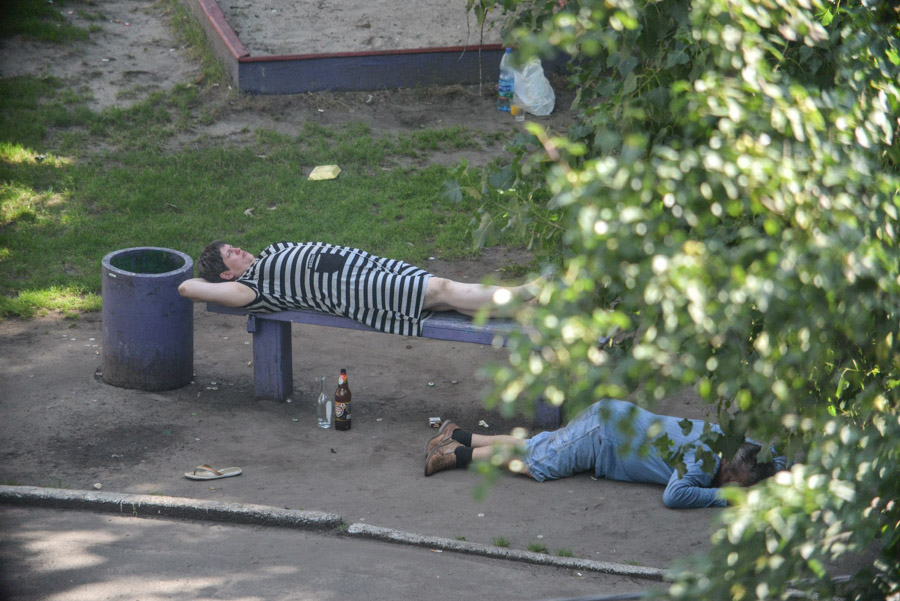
[334,368,351,431]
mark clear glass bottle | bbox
[316,376,332,429]
[497,48,514,112]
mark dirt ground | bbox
[0,0,836,581]
[0,282,724,570]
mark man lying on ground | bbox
[178,241,539,337]
[424,398,786,509]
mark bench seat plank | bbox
[206,304,516,346]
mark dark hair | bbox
[730,442,778,486]
[198,241,227,282]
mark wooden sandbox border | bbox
[179,0,523,94]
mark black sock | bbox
[451,429,472,446]
[454,446,473,468]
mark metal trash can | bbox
[101,247,194,391]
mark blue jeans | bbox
[524,403,605,482]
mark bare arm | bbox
[177,278,256,307]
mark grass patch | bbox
[0,287,100,319]
[556,548,574,557]
[0,108,510,316]
[0,0,92,43]
[165,0,230,87]
[492,537,510,547]
[0,76,90,150]
[527,542,549,554]
[0,73,529,312]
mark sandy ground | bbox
[220,0,504,56]
[0,0,873,593]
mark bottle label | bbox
[335,401,349,419]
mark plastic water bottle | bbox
[497,48,514,112]
[316,376,332,429]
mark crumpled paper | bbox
[308,165,341,180]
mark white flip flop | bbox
[184,464,243,480]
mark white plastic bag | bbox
[512,59,555,116]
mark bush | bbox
[468,0,900,598]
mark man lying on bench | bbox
[177,241,540,337]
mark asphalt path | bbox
[0,506,656,601]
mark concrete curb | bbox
[0,485,665,581]
[348,523,665,581]
[0,485,342,530]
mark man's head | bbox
[198,241,227,282]
[719,442,778,487]
[197,241,255,282]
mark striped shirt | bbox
[236,242,433,336]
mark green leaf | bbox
[440,179,463,203]
[488,165,515,190]
[622,72,638,95]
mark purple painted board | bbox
[238,47,507,94]
[207,304,515,347]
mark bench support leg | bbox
[533,396,562,430]
[247,316,293,401]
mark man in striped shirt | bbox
[178,241,539,337]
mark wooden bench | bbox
[206,303,563,428]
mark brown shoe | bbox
[424,440,462,476]
[424,420,459,457]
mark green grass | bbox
[555,548,574,557]
[527,542,549,554]
[1,114,493,298]
[0,90,519,317]
[492,537,510,547]
[167,0,230,86]
[0,0,92,43]
[0,7,527,319]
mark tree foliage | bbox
[463,0,900,598]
